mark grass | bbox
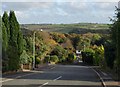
[20,23,110,34]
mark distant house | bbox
[76,50,81,55]
[76,50,81,58]
[40,29,43,32]
[76,50,82,62]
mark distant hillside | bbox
[20,23,110,34]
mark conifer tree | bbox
[9,10,19,47]
[17,30,24,55]
[2,21,9,71]
[2,11,10,41]
[2,22,8,53]
[8,11,22,70]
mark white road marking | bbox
[50,67,55,69]
[2,72,41,83]
[2,79,14,82]
[23,79,26,81]
[16,76,21,78]
[39,82,49,87]
[53,76,62,81]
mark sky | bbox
[1,0,119,24]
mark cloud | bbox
[70,2,87,10]
[2,2,53,11]
[89,0,119,2]
[2,0,55,2]
[55,7,68,16]
[2,0,120,2]
[1,2,118,24]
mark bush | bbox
[104,41,116,69]
[44,55,50,63]
[59,56,66,63]
[20,50,30,64]
[35,57,41,64]
[82,48,95,65]
[50,55,59,63]
[67,53,76,63]
[50,45,68,59]
[93,45,104,66]
[91,34,101,46]
[51,33,67,43]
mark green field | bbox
[21,23,110,34]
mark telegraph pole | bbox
[33,31,36,70]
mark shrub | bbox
[20,50,30,64]
[91,34,103,46]
[67,53,76,63]
[50,55,59,63]
[35,57,41,64]
[82,48,95,65]
[104,41,116,69]
[93,45,104,66]
[59,56,66,63]
[44,55,50,63]
[51,33,67,43]
[50,45,68,59]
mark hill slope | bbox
[21,23,110,34]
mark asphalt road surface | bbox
[2,65,102,87]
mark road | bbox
[2,65,102,87]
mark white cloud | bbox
[89,0,119,2]
[2,0,55,2]
[70,2,87,10]
[1,1,118,24]
[2,2,53,11]
[2,0,120,2]
[56,7,68,16]
[15,11,29,18]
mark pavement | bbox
[91,67,120,87]
[1,64,120,87]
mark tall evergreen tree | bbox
[8,11,21,70]
[17,30,24,55]
[2,22,8,52]
[9,10,20,47]
[2,11,10,41]
[2,21,9,71]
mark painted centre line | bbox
[53,76,62,81]
[50,67,55,70]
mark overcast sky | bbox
[1,1,119,24]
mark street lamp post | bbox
[32,29,43,70]
[83,45,85,51]
[33,31,36,70]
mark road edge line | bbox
[39,82,49,87]
[2,71,43,83]
[90,67,106,87]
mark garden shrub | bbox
[50,55,59,63]
[44,55,50,63]
[67,53,76,63]
[82,48,95,65]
